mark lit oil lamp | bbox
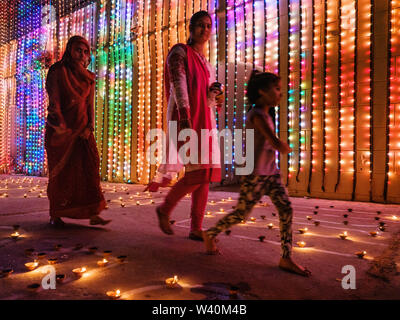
[228,197,232,200]
[120,202,125,207]
[240,220,246,224]
[219,208,225,213]
[210,200,215,204]
[10,231,20,240]
[250,217,256,222]
[355,251,366,259]
[306,216,312,221]
[25,260,39,271]
[136,201,140,205]
[47,258,58,265]
[369,231,378,237]
[97,258,109,267]
[392,215,398,221]
[206,211,212,216]
[150,200,155,204]
[23,194,27,198]
[267,223,273,230]
[72,267,87,278]
[106,289,121,299]
[165,275,179,288]
[118,197,123,201]
[221,199,226,202]
[296,241,306,248]
[379,226,386,232]
[298,228,308,234]
[339,231,348,240]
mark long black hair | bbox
[187,11,212,45]
[246,70,280,109]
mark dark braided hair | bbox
[246,70,280,108]
[187,11,212,45]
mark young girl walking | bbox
[202,71,311,277]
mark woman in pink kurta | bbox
[145,11,223,240]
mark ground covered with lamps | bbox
[0,175,399,300]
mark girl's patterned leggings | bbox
[206,174,293,258]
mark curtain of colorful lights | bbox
[0,0,398,203]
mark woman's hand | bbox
[143,177,172,192]
[79,127,92,140]
[277,140,292,154]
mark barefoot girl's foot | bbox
[156,206,174,235]
[279,257,311,277]
[90,216,111,225]
[188,230,204,241]
[202,231,220,255]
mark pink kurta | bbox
[156,44,221,184]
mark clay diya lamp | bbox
[88,246,98,254]
[117,255,127,263]
[260,215,266,220]
[72,267,87,278]
[1,268,13,278]
[25,260,39,271]
[225,230,231,235]
[296,241,306,248]
[271,212,276,216]
[37,253,46,260]
[169,220,176,225]
[343,221,349,225]
[376,211,381,215]
[250,217,256,222]
[355,251,366,259]
[330,205,334,208]
[165,275,179,288]
[47,258,57,265]
[298,228,308,234]
[379,222,385,227]
[315,206,319,209]
[10,232,20,240]
[379,226,386,232]
[97,258,109,267]
[374,217,380,221]
[56,274,66,284]
[343,214,348,218]
[27,283,40,292]
[258,236,265,242]
[339,231,348,240]
[219,208,225,213]
[306,216,312,221]
[369,231,378,237]
[103,250,112,258]
[314,221,320,226]
[136,201,140,205]
[313,211,318,215]
[106,289,121,300]
[347,209,353,212]
[267,223,274,230]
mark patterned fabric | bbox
[206,174,293,258]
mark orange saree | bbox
[45,60,105,219]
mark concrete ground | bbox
[0,174,399,300]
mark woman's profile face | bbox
[70,41,90,67]
[190,16,212,44]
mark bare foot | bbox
[279,257,311,277]
[89,216,111,226]
[156,206,174,235]
[202,231,220,255]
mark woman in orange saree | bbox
[45,36,110,227]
